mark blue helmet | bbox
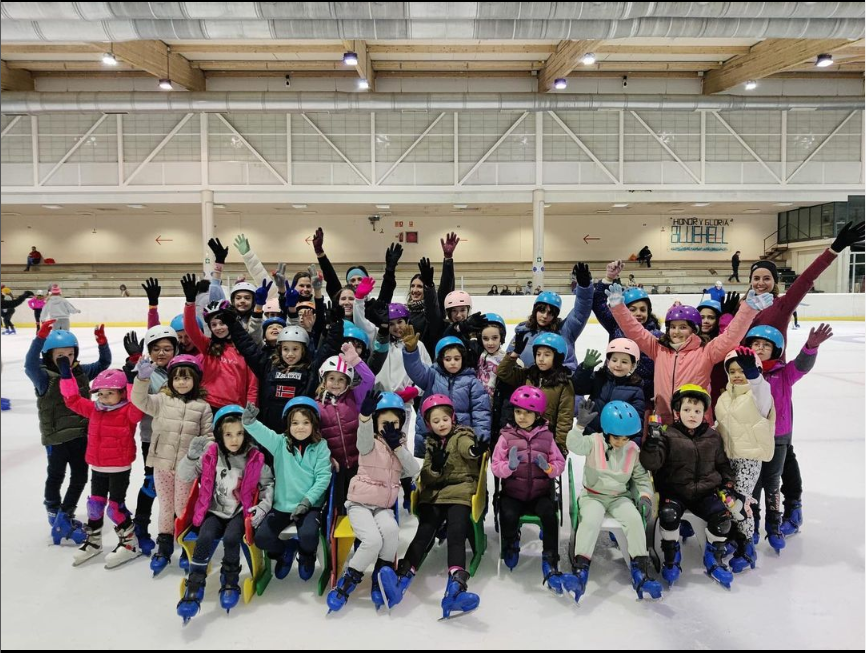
[744,325,784,359]
[623,287,651,308]
[343,320,370,348]
[282,396,320,419]
[262,316,287,332]
[600,400,642,437]
[484,313,506,330]
[41,329,79,354]
[698,299,722,315]
[534,291,562,312]
[435,336,466,359]
[532,332,567,357]
[374,392,407,427]
[170,313,205,333]
[213,404,244,426]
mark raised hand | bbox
[37,319,57,339]
[605,259,624,282]
[141,277,161,305]
[283,281,301,311]
[354,277,376,300]
[573,262,592,288]
[806,323,833,348]
[582,349,602,370]
[241,402,259,426]
[744,289,773,311]
[418,257,434,287]
[831,221,865,253]
[441,232,460,258]
[512,331,529,356]
[385,243,403,271]
[312,227,324,255]
[233,233,250,255]
[123,331,143,357]
[605,282,625,307]
[207,238,229,265]
[401,325,421,352]
[360,389,381,418]
[180,273,198,303]
[255,279,272,307]
[94,324,107,346]
[721,291,740,316]
[273,262,288,293]
[576,398,599,430]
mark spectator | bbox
[500,285,513,296]
[487,284,499,296]
[626,274,637,288]
[524,280,532,295]
[638,245,653,268]
[23,246,42,272]
[664,286,672,294]
[728,250,741,282]
[119,284,131,298]
[534,286,542,295]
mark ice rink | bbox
[2,322,863,650]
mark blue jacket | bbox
[703,287,725,303]
[506,283,593,372]
[403,347,491,457]
[25,336,111,396]
[571,366,646,435]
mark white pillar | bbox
[201,189,214,278]
[532,189,545,289]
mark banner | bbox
[669,217,730,252]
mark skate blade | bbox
[105,553,143,570]
[705,572,732,590]
[72,554,102,567]
[438,607,477,621]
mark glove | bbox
[312,227,325,255]
[291,497,311,521]
[469,439,489,458]
[355,277,375,300]
[576,398,599,430]
[744,289,773,311]
[605,282,625,308]
[385,243,403,272]
[534,454,553,474]
[255,279,272,307]
[381,423,403,450]
[219,308,237,327]
[507,446,525,471]
[207,238,229,265]
[721,291,740,316]
[418,257,434,287]
[360,390,381,418]
[396,386,419,403]
[605,260,623,282]
[123,331,143,357]
[441,232,460,258]
[248,505,267,529]
[233,234,250,256]
[806,322,833,348]
[37,319,57,339]
[307,263,323,292]
[831,220,865,253]
[512,331,529,356]
[402,325,420,352]
[180,273,198,303]
[283,282,301,311]
[366,297,390,327]
[466,312,488,333]
[340,341,362,368]
[94,324,107,346]
[573,262,591,288]
[273,262,288,293]
[141,277,161,305]
[136,359,156,380]
[582,349,602,370]
[56,355,72,380]
[186,435,210,460]
[734,346,760,379]
[241,402,259,426]
[430,445,450,475]
[638,496,653,519]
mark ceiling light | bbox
[774,202,794,206]
[693,202,711,207]
[613,203,629,208]
[358,79,370,90]
[158,78,173,90]
[595,209,611,214]
[214,204,226,209]
[291,204,308,209]
[127,204,146,209]
[343,51,359,66]
[743,209,762,213]
[453,204,468,209]
[581,52,596,66]
[744,80,758,90]
[553,78,567,90]
[815,53,833,68]
[669,208,686,213]
[102,52,118,66]
[543,203,551,208]
[42,204,63,209]
[375,204,390,209]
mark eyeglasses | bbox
[150,346,175,355]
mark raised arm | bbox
[611,302,661,360]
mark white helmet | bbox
[230,281,258,298]
[715,280,723,288]
[144,325,178,350]
[277,325,310,345]
[319,355,354,383]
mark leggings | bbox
[87,469,132,529]
[193,512,245,569]
[499,493,558,556]
[404,503,471,571]
[254,508,322,558]
[154,469,194,535]
[133,441,156,531]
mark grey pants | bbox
[345,502,399,574]
[574,493,647,560]
[52,318,70,331]
[731,458,761,541]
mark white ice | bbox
[2,322,863,649]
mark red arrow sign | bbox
[583,234,600,244]
[155,235,173,245]
[304,236,314,244]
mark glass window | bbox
[797,208,811,241]
[810,205,822,238]
[835,201,849,236]
[778,211,788,243]
[850,252,865,293]
[821,204,835,238]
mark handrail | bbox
[764,223,811,252]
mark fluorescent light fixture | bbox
[214,204,226,209]
[453,204,468,209]
[358,79,370,90]
[543,203,552,208]
[774,202,794,206]
[158,78,173,90]
[595,209,611,214]
[375,204,390,209]
[291,204,308,209]
[613,203,629,208]
[669,209,686,213]
[693,202,711,207]
[102,52,118,66]
[581,52,596,66]
[42,204,63,209]
[815,53,833,68]
[744,80,758,90]
[743,209,762,213]
[553,78,567,90]
[127,204,146,209]
[343,51,359,66]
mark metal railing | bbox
[763,223,810,253]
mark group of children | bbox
[2,283,78,334]
[22,220,863,621]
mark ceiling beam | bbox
[108,40,206,91]
[7,60,139,71]
[171,44,343,55]
[368,44,558,55]
[539,39,603,92]
[343,40,374,91]
[703,38,855,95]
[374,60,545,72]
[193,60,353,71]
[0,44,98,55]
[0,60,34,90]
[595,45,751,56]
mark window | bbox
[850,252,865,293]
[810,205,822,239]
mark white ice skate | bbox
[72,528,103,567]
[104,524,143,569]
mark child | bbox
[491,386,568,592]
[698,299,722,339]
[567,399,661,602]
[378,395,484,618]
[43,285,80,331]
[571,339,645,440]
[476,313,507,400]
[403,333,491,457]
[715,347,775,572]
[639,385,738,589]
[170,314,204,356]
[28,290,46,329]
[261,316,286,350]
[743,323,830,551]
[326,391,420,612]
[496,332,575,454]
[175,405,274,619]
[246,397,332,582]
[25,322,111,544]
[2,286,33,334]
[131,354,214,576]
[607,283,772,424]
[60,365,146,568]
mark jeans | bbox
[193,512,245,568]
[254,508,322,558]
[499,493,558,556]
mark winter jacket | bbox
[571,365,645,435]
[241,249,279,300]
[715,377,775,462]
[417,426,481,508]
[492,422,565,502]
[348,418,420,508]
[183,303,258,410]
[245,420,332,513]
[134,366,169,444]
[506,283,594,372]
[60,379,145,468]
[404,347,491,456]
[495,355,575,452]
[703,287,726,303]
[192,443,272,526]
[611,301,759,424]
[639,422,734,503]
[318,360,375,471]
[592,279,662,400]
[131,376,214,472]
[763,345,817,444]
[1,293,30,317]
[406,281,444,360]
[27,297,46,312]
[566,426,653,500]
[476,349,505,399]
[371,337,432,397]
[43,296,80,320]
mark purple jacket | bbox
[764,344,817,443]
[318,361,375,471]
[193,444,265,526]
[491,421,565,502]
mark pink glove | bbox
[59,377,79,398]
[718,313,733,334]
[354,277,376,300]
[606,260,623,281]
[340,342,362,368]
[396,386,419,403]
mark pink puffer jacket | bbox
[347,438,404,508]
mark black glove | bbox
[512,331,529,356]
[207,237,229,264]
[180,273,198,303]
[141,277,161,306]
[461,312,487,334]
[328,303,345,326]
[573,262,591,288]
[734,345,760,379]
[430,445,450,475]
[57,355,72,380]
[381,422,403,450]
[469,439,489,458]
[831,221,865,254]
[721,291,740,316]
[365,297,390,327]
[360,390,381,418]
[418,257,434,287]
[385,243,403,272]
[642,432,662,452]
[123,331,143,357]
[220,308,238,327]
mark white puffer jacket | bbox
[715,377,776,462]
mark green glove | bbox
[582,349,602,370]
[234,234,250,256]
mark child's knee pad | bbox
[141,474,156,499]
[107,500,131,525]
[87,495,108,521]
[707,511,732,538]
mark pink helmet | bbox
[421,394,454,422]
[167,354,203,376]
[91,369,127,392]
[444,290,472,311]
[50,284,62,295]
[606,338,640,363]
[263,297,281,314]
[510,385,547,415]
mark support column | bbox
[201,189,214,277]
[532,189,545,289]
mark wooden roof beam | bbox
[343,40,374,91]
[82,40,205,91]
[1,60,34,90]
[539,40,603,92]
